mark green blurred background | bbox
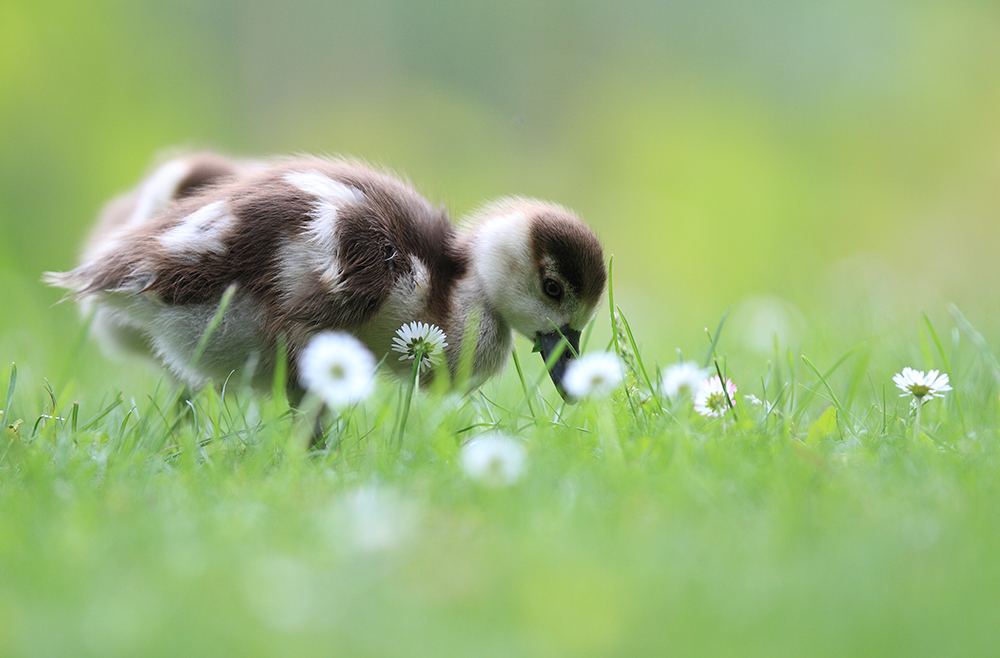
[2,0,1000,374]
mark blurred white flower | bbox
[341,486,419,553]
[731,295,805,354]
[893,367,952,403]
[460,433,527,487]
[660,361,709,399]
[392,321,448,373]
[693,375,738,418]
[563,352,624,400]
[299,332,376,408]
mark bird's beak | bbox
[534,325,581,402]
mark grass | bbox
[3,295,1000,658]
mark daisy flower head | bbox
[299,332,376,409]
[459,433,528,488]
[563,352,625,400]
[893,367,952,403]
[660,361,710,399]
[392,321,448,373]
[693,375,738,418]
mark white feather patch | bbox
[283,171,365,256]
[283,171,365,207]
[159,201,236,257]
[275,237,341,297]
[303,201,341,254]
[471,211,566,336]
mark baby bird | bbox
[47,153,607,402]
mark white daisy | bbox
[563,352,625,400]
[693,375,737,418]
[298,332,376,409]
[459,433,528,487]
[392,321,448,373]
[660,361,709,399]
[893,367,952,403]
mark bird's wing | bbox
[46,153,247,299]
[266,183,404,332]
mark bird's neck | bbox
[445,268,514,389]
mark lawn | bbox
[2,291,999,658]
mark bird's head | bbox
[467,199,607,400]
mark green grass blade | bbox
[2,362,16,423]
[616,305,662,412]
[703,308,731,369]
[801,355,845,420]
[948,303,1000,386]
[456,303,484,392]
[0,363,18,463]
[607,255,621,358]
[271,332,289,412]
[511,348,539,422]
[189,283,239,372]
[580,316,596,353]
[792,344,864,422]
[78,394,124,433]
[923,311,967,433]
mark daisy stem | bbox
[913,398,922,441]
[394,347,424,449]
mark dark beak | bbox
[535,326,581,402]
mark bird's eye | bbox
[542,278,563,300]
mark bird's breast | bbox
[354,254,434,375]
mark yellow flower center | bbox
[707,392,728,412]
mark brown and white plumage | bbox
[47,153,607,401]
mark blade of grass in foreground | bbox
[792,344,864,423]
[606,257,640,421]
[510,334,568,422]
[616,306,662,414]
[948,303,1000,386]
[510,348,539,423]
[0,363,18,463]
[923,312,967,434]
[455,304,484,394]
[2,362,16,425]
[165,283,239,436]
[77,394,124,433]
[607,255,622,364]
[189,283,238,373]
[801,355,845,436]
[703,308,731,369]
[271,332,289,415]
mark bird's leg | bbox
[166,384,197,436]
[284,381,326,452]
[310,407,329,451]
